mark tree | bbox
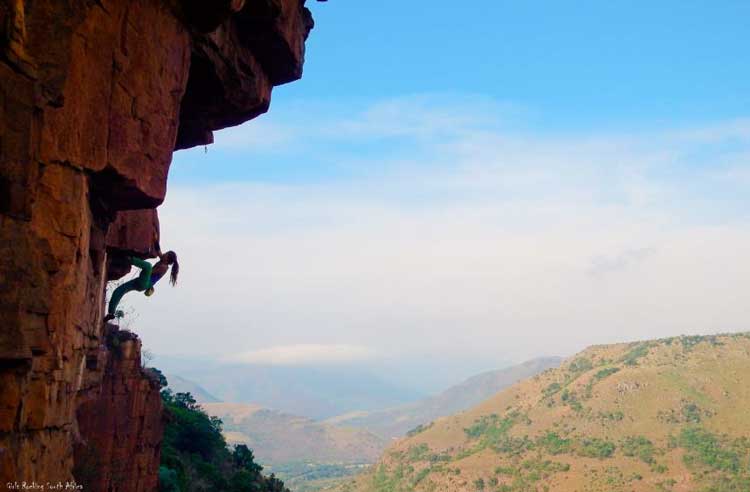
[156,374,291,492]
[233,445,263,476]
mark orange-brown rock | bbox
[174,0,314,149]
[105,209,161,280]
[0,0,313,490]
[74,325,164,492]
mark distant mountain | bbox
[327,357,562,439]
[203,402,388,492]
[204,402,387,465]
[154,358,424,420]
[165,374,220,403]
[340,333,750,492]
[181,359,560,492]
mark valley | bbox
[166,358,561,491]
[328,358,562,440]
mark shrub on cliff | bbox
[157,373,289,492]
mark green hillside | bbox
[338,333,750,492]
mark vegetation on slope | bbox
[154,371,289,492]
[338,332,750,492]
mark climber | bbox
[104,251,179,322]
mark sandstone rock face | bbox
[105,209,161,280]
[175,0,314,149]
[74,325,164,492]
[0,0,313,490]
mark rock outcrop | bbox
[0,0,313,490]
[74,325,164,492]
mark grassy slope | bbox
[339,333,750,492]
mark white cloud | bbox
[128,96,750,376]
[723,163,750,184]
[214,120,295,150]
[225,344,375,366]
[205,93,526,150]
[587,247,657,277]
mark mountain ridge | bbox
[339,332,750,492]
[165,373,221,403]
[203,402,388,466]
[154,361,424,420]
[186,358,562,492]
[327,357,562,439]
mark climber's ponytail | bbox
[163,251,179,286]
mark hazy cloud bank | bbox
[226,344,375,366]
[126,95,750,382]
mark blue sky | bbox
[135,2,750,392]
[298,1,750,123]
[308,1,750,120]
[172,0,750,184]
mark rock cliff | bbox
[0,1,313,490]
[74,325,164,492]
